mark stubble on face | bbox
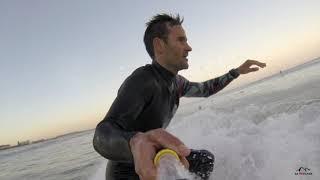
[163,25,192,73]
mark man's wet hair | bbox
[144,13,183,59]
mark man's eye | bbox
[178,38,186,42]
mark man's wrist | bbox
[229,68,240,78]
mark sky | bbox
[1,0,319,145]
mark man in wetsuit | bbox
[93,14,266,180]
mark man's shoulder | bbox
[129,64,154,81]
[122,64,156,89]
[131,63,153,76]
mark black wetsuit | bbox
[93,61,239,179]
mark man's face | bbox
[163,25,192,71]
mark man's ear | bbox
[153,37,165,56]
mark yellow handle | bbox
[154,149,180,166]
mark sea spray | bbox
[154,149,194,180]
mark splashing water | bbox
[156,155,198,180]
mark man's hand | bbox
[237,59,266,74]
[129,128,191,180]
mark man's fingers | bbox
[135,155,157,180]
[180,156,190,169]
[148,129,190,156]
[135,160,157,179]
[155,131,190,156]
[138,167,157,180]
[256,62,266,68]
[249,67,259,72]
[246,59,266,68]
[139,172,157,180]
[130,133,159,180]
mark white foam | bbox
[89,161,107,180]
[168,83,320,180]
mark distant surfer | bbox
[93,13,266,180]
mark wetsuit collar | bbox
[152,61,176,84]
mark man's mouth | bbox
[183,54,188,61]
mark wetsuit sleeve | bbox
[176,69,239,97]
[93,72,153,162]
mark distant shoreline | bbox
[0,128,94,151]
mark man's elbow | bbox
[92,122,113,159]
[92,120,134,162]
[92,127,102,154]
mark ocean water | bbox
[0,131,101,180]
[1,58,319,180]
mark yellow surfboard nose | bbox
[154,149,180,166]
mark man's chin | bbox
[179,63,189,71]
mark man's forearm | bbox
[93,120,137,162]
[202,68,239,96]
[178,69,239,97]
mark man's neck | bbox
[154,59,178,75]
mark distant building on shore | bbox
[17,140,30,146]
[32,139,45,144]
[0,145,11,150]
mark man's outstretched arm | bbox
[176,69,238,97]
[177,59,266,97]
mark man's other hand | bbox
[237,59,266,74]
[129,128,191,180]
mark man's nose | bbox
[186,43,192,52]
